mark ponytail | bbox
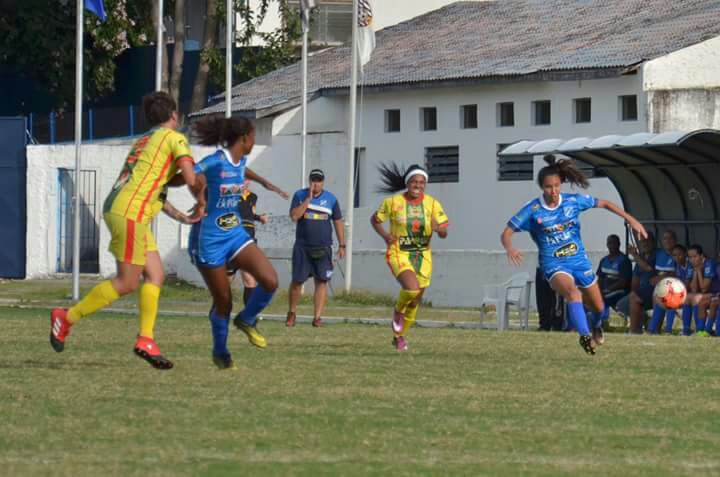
[376,163,428,194]
[537,154,589,189]
[194,115,254,148]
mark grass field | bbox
[1,304,720,476]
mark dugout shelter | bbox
[498,129,720,255]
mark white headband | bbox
[405,169,429,184]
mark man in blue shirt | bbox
[596,234,632,321]
[286,169,346,328]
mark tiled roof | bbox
[194,0,720,116]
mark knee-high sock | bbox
[705,309,716,332]
[648,304,665,334]
[664,309,676,333]
[138,283,161,339]
[399,303,420,337]
[67,280,120,323]
[395,289,420,315]
[209,309,230,357]
[681,304,693,335]
[243,286,255,306]
[567,301,590,336]
[237,285,274,326]
[714,307,720,334]
[693,305,705,332]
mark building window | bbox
[497,143,533,181]
[421,107,437,131]
[289,1,353,44]
[620,95,638,121]
[573,98,591,123]
[460,104,478,129]
[384,109,400,133]
[425,146,459,183]
[496,102,514,127]
[532,100,551,126]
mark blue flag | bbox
[85,0,107,22]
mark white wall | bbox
[373,0,487,31]
[643,36,720,91]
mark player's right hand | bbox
[506,248,523,266]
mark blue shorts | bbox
[603,289,629,308]
[189,226,254,269]
[292,244,333,283]
[542,257,597,289]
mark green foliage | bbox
[0,0,154,109]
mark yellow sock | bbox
[67,280,120,323]
[139,283,161,339]
[400,304,420,337]
[395,289,420,315]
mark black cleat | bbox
[579,335,596,355]
[212,354,238,370]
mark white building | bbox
[26,1,720,308]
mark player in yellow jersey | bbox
[371,163,449,351]
[49,92,205,369]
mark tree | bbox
[169,0,185,112]
[0,0,155,109]
[190,0,219,113]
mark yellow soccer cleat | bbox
[213,354,239,371]
[234,319,268,349]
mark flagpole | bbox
[344,0,359,292]
[155,0,163,91]
[300,16,309,188]
[225,0,233,118]
[72,0,84,300]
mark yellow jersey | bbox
[374,193,448,251]
[104,128,193,224]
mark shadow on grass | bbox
[0,359,120,370]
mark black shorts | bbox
[292,244,333,283]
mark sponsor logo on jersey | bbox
[554,242,578,258]
[407,205,423,218]
[543,220,577,235]
[563,206,576,218]
[220,171,241,179]
[219,183,243,196]
[398,236,430,251]
[216,212,240,230]
[532,204,540,211]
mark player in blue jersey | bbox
[654,244,692,333]
[501,155,647,355]
[705,254,720,336]
[646,230,678,334]
[595,234,632,325]
[189,116,288,370]
[685,244,715,336]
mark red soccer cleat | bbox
[286,311,296,327]
[133,336,174,370]
[312,317,323,328]
[50,308,73,352]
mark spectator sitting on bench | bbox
[619,232,657,333]
[591,234,632,329]
[682,244,716,336]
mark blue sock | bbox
[681,305,693,335]
[648,304,665,334]
[601,305,610,321]
[567,301,590,336]
[237,285,275,326]
[705,312,715,332]
[714,308,720,334]
[209,309,230,358]
[693,305,705,333]
[588,311,602,329]
[664,309,676,333]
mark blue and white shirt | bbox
[508,193,597,267]
[655,249,676,275]
[597,253,632,292]
[290,188,342,247]
[193,149,247,240]
[676,261,693,283]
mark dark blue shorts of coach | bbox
[292,244,333,283]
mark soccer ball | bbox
[653,277,687,310]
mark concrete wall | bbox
[643,35,720,132]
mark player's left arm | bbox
[162,200,203,224]
[596,199,647,240]
[431,199,449,239]
[246,167,288,199]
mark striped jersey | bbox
[104,127,193,224]
[374,193,448,252]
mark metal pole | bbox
[300,28,309,188]
[225,0,233,118]
[155,0,164,91]
[72,0,84,300]
[344,0,359,292]
[152,0,164,237]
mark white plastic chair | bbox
[480,272,533,331]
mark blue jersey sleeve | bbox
[331,197,343,221]
[704,260,716,279]
[508,202,534,232]
[290,190,304,212]
[576,193,598,212]
[194,154,222,174]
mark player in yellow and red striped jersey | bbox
[49,92,205,369]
